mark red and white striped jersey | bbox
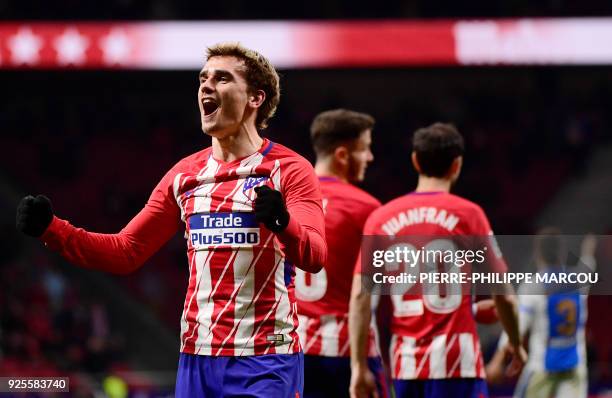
[360,192,507,380]
[296,177,380,357]
[41,139,327,356]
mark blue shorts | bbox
[175,352,304,398]
[303,355,388,398]
[393,378,488,398]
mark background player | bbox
[16,43,327,398]
[487,230,596,398]
[349,122,526,398]
[295,109,386,397]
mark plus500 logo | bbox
[189,212,260,248]
[191,231,259,246]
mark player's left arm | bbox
[488,289,535,382]
[349,271,379,398]
[493,292,527,376]
[255,158,326,273]
[349,212,381,398]
[472,205,527,375]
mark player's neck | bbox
[314,160,348,183]
[415,176,451,193]
[212,125,263,162]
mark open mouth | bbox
[202,98,219,118]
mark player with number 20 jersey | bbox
[349,123,525,398]
[362,191,503,381]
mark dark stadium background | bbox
[1,1,612,397]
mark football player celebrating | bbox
[16,43,327,398]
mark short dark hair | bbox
[310,109,375,155]
[534,227,565,265]
[412,123,464,177]
[206,42,280,130]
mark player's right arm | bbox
[16,168,181,274]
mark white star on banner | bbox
[54,28,89,65]
[100,28,131,65]
[8,27,43,65]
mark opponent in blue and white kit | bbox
[490,231,596,398]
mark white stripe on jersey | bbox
[270,160,281,190]
[319,314,340,355]
[396,335,417,379]
[172,173,184,220]
[429,334,447,379]
[459,333,477,377]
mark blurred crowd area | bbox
[0,247,131,395]
[1,66,612,393]
[2,0,612,20]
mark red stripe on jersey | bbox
[391,335,402,379]
[180,252,198,353]
[288,302,301,353]
[338,320,350,356]
[446,333,461,377]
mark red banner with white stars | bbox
[2,19,612,69]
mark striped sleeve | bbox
[277,157,327,273]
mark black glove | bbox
[16,195,54,237]
[253,186,290,233]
